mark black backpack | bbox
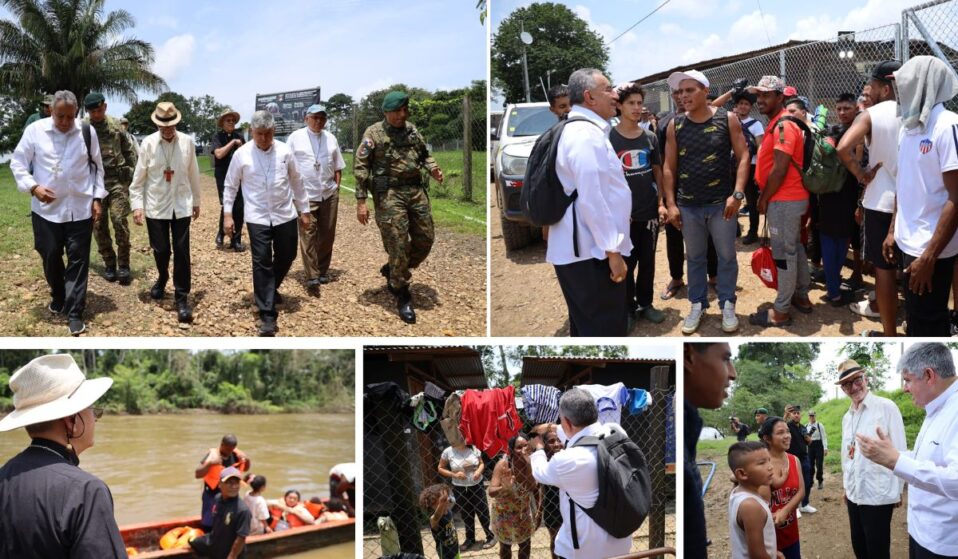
[568,428,652,547]
[520,116,601,257]
[81,122,98,177]
[741,118,759,159]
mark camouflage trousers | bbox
[93,182,131,268]
[373,186,434,290]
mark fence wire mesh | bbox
[363,386,676,559]
[641,0,958,119]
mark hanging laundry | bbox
[626,388,653,416]
[439,392,466,447]
[578,383,629,425]
[520,384,561,424]
[411,393,438,431]
[460,386,523,458]
[424,381,447,401]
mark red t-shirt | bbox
[770,452,801,550]
[755,110,808,202]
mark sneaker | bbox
[68,318,85,336]
[318,274,332,284]
[48,300,64,315]
[849,299,880,319]
[682,302,704,335]
[798,505,818,514]
[810,266,825,283]
[639,305,665,324]
[721,301,739,333]
[741,232,758,245]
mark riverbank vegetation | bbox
[0,349,354,414]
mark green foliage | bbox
[325,92,355,149]
[474,345,630,387]
[0,350,354,414]
[0,0,166,111]
[492,2,609,103]
[737,342,820,370]
[816,342,892,387]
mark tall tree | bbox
[186,94,228,144]
[124,91,190,135]
[325,92,355,148]
[737,343,820,371]
[491,2,608,104]
[0,0,167,105]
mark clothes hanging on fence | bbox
[520,384,562,424]
[626,388,652,416]
[460,386,523,458]
[364,382,410,413]
[579,383,629,425]
[424,381,446,400]
[410,393,438,431]
[439,391,467,447]
[377,516,400,556]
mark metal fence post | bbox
[902,10,911,63]
[648,366,670,557]
[463,95,473,201]
[351,104,359,150]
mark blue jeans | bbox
[679,204,737,308]
[820,233,850,299]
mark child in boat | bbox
[243,475,271,535]
[268,490,316,531]
[419,483,460,559]
[317,497,350,523]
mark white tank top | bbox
[862,100,901,213]
[728,487,777,559]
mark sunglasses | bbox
[91,407,104,421]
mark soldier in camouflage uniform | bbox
[354,91,443,324]
[83,93,137,284]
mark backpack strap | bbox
[569,492,580,550]
[776,115,811,175]
[558,117,601,258]
[81,122,97,177]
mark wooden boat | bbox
[120,515,354,558]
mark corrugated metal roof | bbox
[365,346,488,389]
[520,356,674,387]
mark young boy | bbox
[547,84,570,120]
[727,441,783,559]
[419,484,460,559]
[610,82,667,328]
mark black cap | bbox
[870,60,902,83]
[732,91,757,105]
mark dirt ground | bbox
[0,174,486,337]
[491,192,894,337]
[698,448,910,558]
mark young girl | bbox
[760,417,805,559]
[489,434,540,559]
[243,475,271,535]
[419,484,460,559]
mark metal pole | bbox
[779,50,786,83]
[539,76,548,100]
[902,10,910,63]
[462,95,472,201]
[522,46,532,103]
[907,7,958,76]
[894,22,902,62]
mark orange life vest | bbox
[304,500,325,519]
[159,527,204,550]
[268,505,309,530]
[202,451,249,491]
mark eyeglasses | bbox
[840,376,865,392]
[91,407,104,421]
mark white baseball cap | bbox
[667,70,710,91]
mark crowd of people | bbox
[418,388,644,559]
[685,342,958,559]
[541,56,958,337]
[11,89,442,336]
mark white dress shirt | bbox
[530,422,633,559]
[841,391,906,506]
[224,140,308,227]
[286,128,346,202]
[547,105,632,266]
[11,117,106,223]
[894,379,958,556]
[129,131,202,219]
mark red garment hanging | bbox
[460,385,523,459]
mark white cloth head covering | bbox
[894,55,958,130]
[0,354,112,432]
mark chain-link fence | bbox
[641,0,958,119]
[363,386,676,559]
[325,90,486,202]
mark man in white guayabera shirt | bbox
[11,90,105,337]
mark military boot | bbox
[380,263,390,280]
[102,265,117,282]
[390,285,416,324]
[117,266,132,286]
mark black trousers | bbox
[745,165,760,236]
[248,218,298,320]
[902,252,955,337]
[808,195,821,264]
[146,216,191,303]
[32,213,92,320]
[809,440,825,483]
[800,454,813,506]
[626,219,658,311]
[847,499,894,559]
[664,222,716,281]
[216,170,244,241]
[452,484,491,543]
[910,536,958,559]
[554,257,627,336]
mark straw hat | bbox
[0,354,112,432]
[151,101,182,127]
[836,359,866,385]
[217,107,241,128]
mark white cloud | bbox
[788,0,913,40]
[152,34,195,82]
[146,16,178,29]
[353,78,395,101]
[729,10,777,41]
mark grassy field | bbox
[341,150,486,236]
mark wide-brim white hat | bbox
[0,354,112,432]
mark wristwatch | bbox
[733,191,745,201]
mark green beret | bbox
[754,407,769,415]
[83,92,105,109]
[382,91,409,112]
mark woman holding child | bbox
[489,434,541,559]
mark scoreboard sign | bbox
[254,87,321,135]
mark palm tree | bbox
[0,0,167,106]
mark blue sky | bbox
[492,0,920,96]
[2,0,487,121]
